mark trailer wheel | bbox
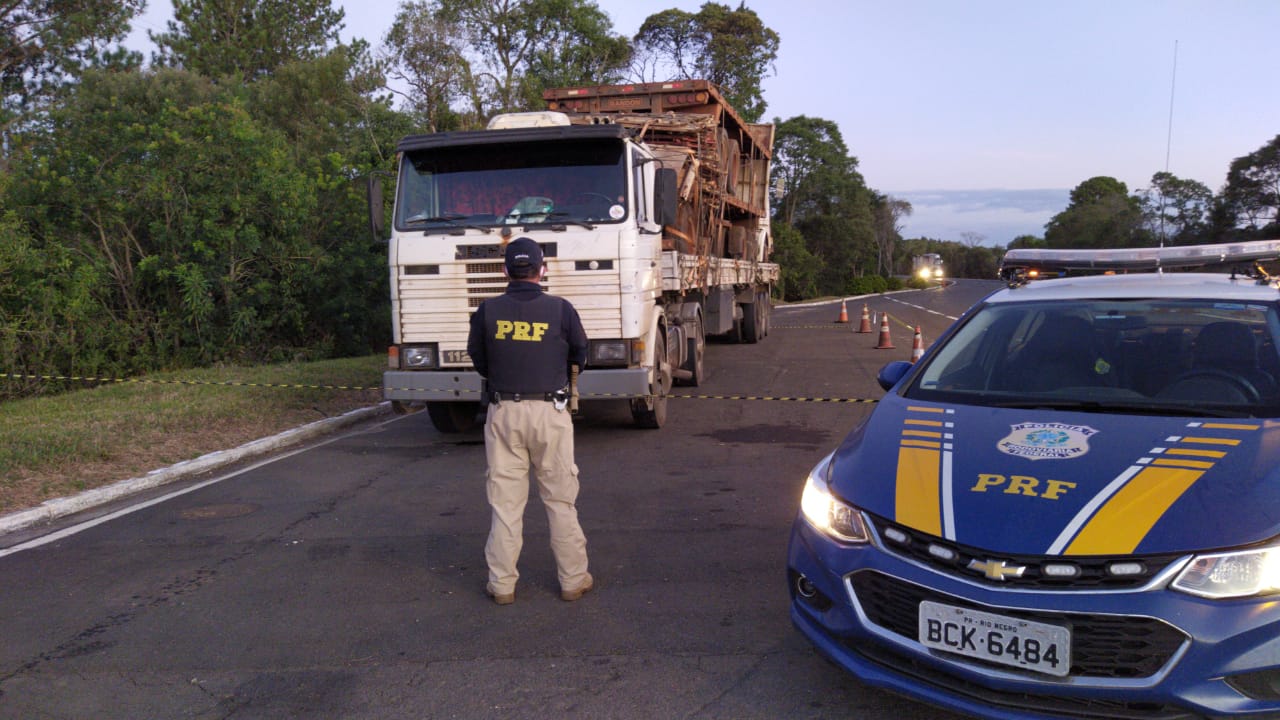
[427,401,481,434]
[760,291,772,337]
[630,332,670,429]
[741,298,762,344]
[675,316,705,387]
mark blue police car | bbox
[788,240,1280,718]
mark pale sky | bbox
[125,0,1280,244]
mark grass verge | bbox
[0,355,385,516]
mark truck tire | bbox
[741,298,762,344]
[675,316,705,387]
[759,290,772,337]
[630,332,670,429]
[427,401,481,434]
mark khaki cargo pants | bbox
[483,399,589,596]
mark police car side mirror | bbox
[877,361,914,391]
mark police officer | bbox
[466,237,592,606]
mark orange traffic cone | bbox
[911,326,924,361]
[875,314,895,349]
[836,299,849,323]
[857,304,872,333]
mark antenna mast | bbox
[1158,40,1179,249]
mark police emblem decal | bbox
[997,422,1097,461]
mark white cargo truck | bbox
[371,80,778,432]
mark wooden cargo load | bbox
[544,81,774,264]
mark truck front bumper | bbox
[383,368,652,402]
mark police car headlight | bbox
[1171,546,1280,599]
[402,345,438,369]
[799,453,869,544]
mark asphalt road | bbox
[0,280,1001,720]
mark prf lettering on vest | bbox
[494,320,550,342]
[971,473,1077,500]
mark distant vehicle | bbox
[913,252,944,281]
[789,239,1280,718]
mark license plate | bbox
[918,600,1070,677]
[442,350,471,364]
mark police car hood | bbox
[829,393,1280,556]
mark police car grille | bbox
[851,570,1188,679]
[870,516,1185,590]
[848,641,1199,719]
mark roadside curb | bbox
[0,402,393,537]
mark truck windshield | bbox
[395,139,628,230]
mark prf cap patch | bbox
[998,422,1097,461]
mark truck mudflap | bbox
[383,368,651,402]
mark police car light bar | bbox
[1000,239,1280,279]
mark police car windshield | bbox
[908,298,1280,417]
[395,140,628,231]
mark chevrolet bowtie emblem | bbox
[968,558,1027,581]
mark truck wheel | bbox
[675,317,705,387]
[630,332,670,429]
[427,401,481,434]
[759,291,772,337]
[741,299,762,344]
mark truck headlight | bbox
[402,345,438,369]
[799,453,870,544]
[589,339,629,367]
[1171,546,1280,599]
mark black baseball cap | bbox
[504,237,543,273]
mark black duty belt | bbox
[489,391,563,403]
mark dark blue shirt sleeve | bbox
[467,305,488,378]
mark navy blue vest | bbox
[482,292,569,394]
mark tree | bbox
[1044,176,1147,249]
[1137,171,1212,245]
[425,0,629,122]
[871,194,911,277]
[1,0,143,139]
[631,8,699,82]
[693,2,777,122]
[520,0,630,106]
[150,0,345,81]
[772,115,876,295]
[770,221,819,301]
[633,2,778,122]
[1215,134,1280,238]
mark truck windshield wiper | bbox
[546,211,595,230]
[404,214,491,234]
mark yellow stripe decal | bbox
[1164,448,1226,459]
[906,406,946,414]
[1065,466,1203,555]
[1199,423,1260,431]
[896,446,942,535]
[904,419,944,427]
[902,430,943,439]
[1181,436,1241,446]
[901,440,942,449]
[1151,458,1214,470]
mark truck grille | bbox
[850,570,1187,679]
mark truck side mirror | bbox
[367,174,386,242]
[654,168,678,227]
